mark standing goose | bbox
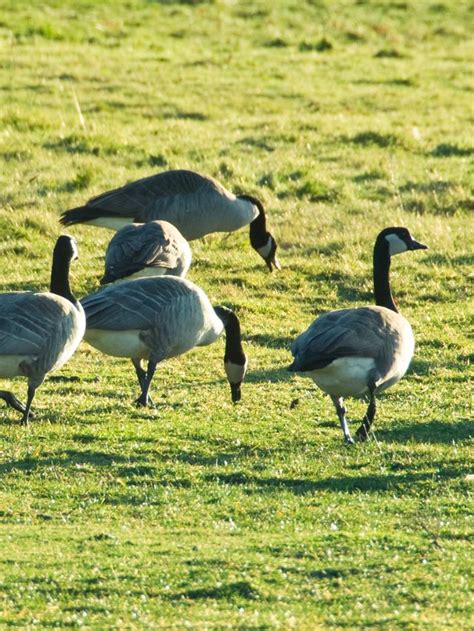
[0,236,85,424]
[81,276,248,406]
[288,227,427,443]
[101,220,192,285]
[60,169,280,271]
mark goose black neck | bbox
[238,195,268,249]
[214,306,246,365]
[373,238,398,313]
[50,250,77,306]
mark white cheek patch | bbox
[257,237,273,259]
[385,233,408,256]
[70,238,79,260]
[224,360,247,384]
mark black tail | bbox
[60,205,122,226]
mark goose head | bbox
[54,234,79,262]
[378,227,428,257]
[240,195,281,271]
[214,305,248,402]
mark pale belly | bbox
[308,357,376,398]
[87,217,133,231]
[116,267,168,283]
[0,355,32,378]
[85,329,150,359]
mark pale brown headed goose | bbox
[288,227,427,443]
[81,276,248,406]
[101,220,192,284]
[0,236,85,424]
[60,169,280,271]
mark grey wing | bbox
[291,308,389,371]
[0,293,68,356]
[87,170,226,217]
[81,277,195,331]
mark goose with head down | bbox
[60,169,280,272]
[288,227,427,443]
[81,276,248,406]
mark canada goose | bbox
[100,220,192,284]
[0,236,85,424]
[60,169,280,271]
[288,227,427,443]
[81,276,248,406]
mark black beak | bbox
[230,383,242,403]
[410,239,428,251]
[265,253,282,272]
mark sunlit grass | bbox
[0,0,472,627]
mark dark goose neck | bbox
[50,249,77,307]
[238,195,268,249]
[373,238,398,313]
[214,306,246,365]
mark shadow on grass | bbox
[246,366,293,384]
[0,450,135,475]
[246,333,294,350]
[203,466,468,494]
[379,418,473,444]
[167,580,260,602]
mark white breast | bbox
[310,357,376,398]
[85,329,150,359]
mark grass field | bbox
[0,0,473,628]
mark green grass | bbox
[0,0,473,627]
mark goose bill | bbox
[410,239,428,250]
[230,382,242,403]
[266,254,282,272]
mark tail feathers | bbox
[288,355,332,372]
[59,205,122,226]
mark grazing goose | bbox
[288,227,427,443]
[60,169,280,271]
[0,236,85,424]
[81,276,248,406]
[101,220,192,284]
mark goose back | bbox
[73,170,258,238]
[82,276,223,361]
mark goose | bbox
[0,236,85,424]
[100,220,192,284]
[80,276,248,406]
[60,169,280,271]
[288,227,427,444]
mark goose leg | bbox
[331,396,354,444]
[135,360,157,408]
[20,385,37,426]
[0,390,29,415]
[355,386,376,442]
[132,359,155,407]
